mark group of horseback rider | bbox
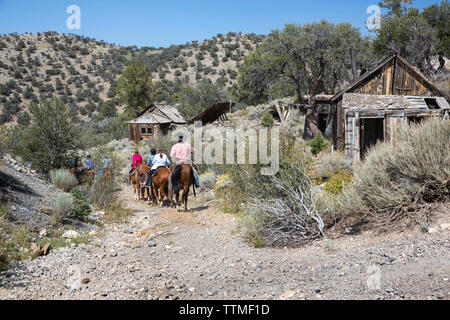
[129,136,200,191]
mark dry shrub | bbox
[240,161,324,247]
[314,152,353,178]
[337,118,450,231]
[49,192,74,222]
[50,169,78,192]
[199,171,216,191]
[88,147,131,221]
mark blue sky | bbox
[0,0,442,47]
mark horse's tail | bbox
[191,166,196,198]
[171,165,183,193]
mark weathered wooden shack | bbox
[326,52,450,161]
[127,104,186,143]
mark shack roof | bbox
[189,102,234,124]
[342,93,450,111]
[127,104,186,125]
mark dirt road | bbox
[0,185,449,300]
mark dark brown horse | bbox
[69,166,95,182]
[169,164,196,212]
[149,168,170,207]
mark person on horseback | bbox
[147,148,157,167]
[145,148,170,186]
[84,155,93,171]
[129,149,143,179]
[170,136,200,188]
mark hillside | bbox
[0,31,264,125]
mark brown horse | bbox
[150,168,170,207]
[169,164,196,212]
[131,164,151,201]
[69,166,95,182]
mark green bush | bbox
[7,97,79,174]
[337,118,450,231]
[261,112,274,128]
[323,170,353,195]
[70,187,92,221]
[50,169,78,192]
[309,133,328,155]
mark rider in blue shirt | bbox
[84,155,93,170]
[147,148,157,167]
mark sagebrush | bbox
[337,118,450,231]
[50,169,78,192]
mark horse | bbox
[132,164,151,201]
[69,166,95,182]
[149,167,170,207]
[169,163,196,212]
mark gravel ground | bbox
[0,184,449,300]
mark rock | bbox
[148,242,157,248]
[440,223,450,231]
[207,291,215,296]
[62,230,79,239]
[109,250,118,257]
[39,229,48,237]
[153,273,162,278]
[385,286,394,293]
[280,290,296,300]
[252,263,263,271]
[428,227,439,234]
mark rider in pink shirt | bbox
[170,136,200,188]
[170,139,195,162]
[130,149,143,174]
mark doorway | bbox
[360,118,384,159]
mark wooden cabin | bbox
[127,104,186,143]
[326,52,450,161]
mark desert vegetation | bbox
[0,0,448,271]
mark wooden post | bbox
[274,100,285,123]
[355,113,360,162]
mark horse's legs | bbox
[183,186,190,212]
[133,184,138,201]
[159,185,165,207]
[175,192,180,211]
[147,188,153,205]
